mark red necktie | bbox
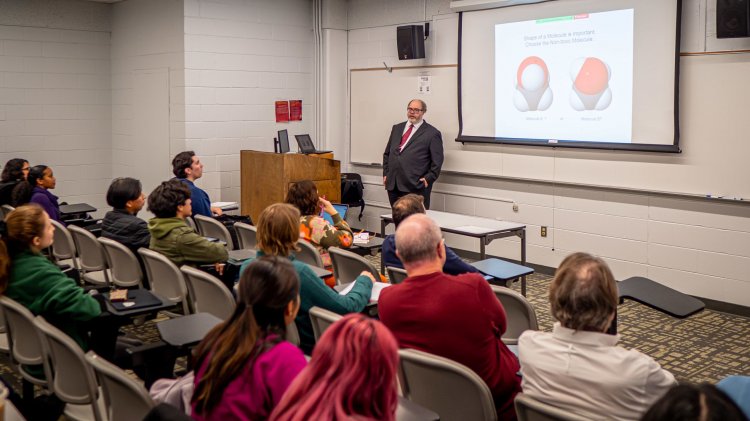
[399,124,414,150]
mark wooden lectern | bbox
[240,150,341,223]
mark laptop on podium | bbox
[295,134,332,154]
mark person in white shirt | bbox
[518,252,676,421]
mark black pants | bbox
[387,185,433,209]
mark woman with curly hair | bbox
[285,180,353,287]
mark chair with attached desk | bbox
[514,393,591,421]
[490,285,538,345]
[472,258,534,290]
[98,237,144,288]
[398,348,497,421]
[50,219,80,272]
[0,204,14,220]
[185,216,197,233]
[180,266,235,320]
[386,266,408,284]
[296,240,324,268]
[309,306,342,342]
[35,316,105,421]
[85,351,155,421]
[328,247,381,286]
[68,225,111,288]
[234,222,257,250]
[0,296,53,400]
[194,214,235,250]
[138,248,191,316]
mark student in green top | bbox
[240,203,374,355]
[0,204,109,353]
[147,180,228,269]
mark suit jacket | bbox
[383,121,444,192]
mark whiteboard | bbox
[350,66,459,166]
[349,54,750,199]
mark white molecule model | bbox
[513,56,553,112]
[569,57,612,111]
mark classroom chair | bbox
[138,248,191,316]
[490,285,538,345]
[68,225,110,287]
[180,266,235,320]
[0,296,53,400]
[35,316,105,421]
[98,237,144,288]
[194,214,235,250]
[50,219,80,271]
[234,222,257,250]
[86,351,155,421]
[386,266,408,284]
[398,348,497,421]
[296,240,324,268]
[328,246,381,286]
[309,306,342,343]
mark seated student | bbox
[102,177,150,254]
[519,252,676,421]
[147,180,228,267]
[17,165,64,224]
[191,255,307,421]
[382,194,478,276]
[270,314,399,421]
[378,213,521,421]
[171,151,222,218]
[240,203,373,355]
[285,180,353,287]
[0,158,29,206]
[641,383,747,421]
[0,205,113,355]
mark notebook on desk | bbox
[295,134,332,154]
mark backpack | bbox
[340,173,365,220]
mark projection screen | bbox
[458,0,682,152]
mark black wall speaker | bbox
[717,0,750,38]
[397,25,425,60]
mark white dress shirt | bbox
[518,323,676,421]
[400,119,424,151]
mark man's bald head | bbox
[395,213,443,265]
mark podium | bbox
[240,150,341,222]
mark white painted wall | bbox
[111,0,184,203]
[183,0,316,204]
[341,0,750,306]
[0,0,111,212]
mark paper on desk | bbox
[353,232,370,244]
[338,281,391,302]
[211,201,239,210]
[454,225,490,234]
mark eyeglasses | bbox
[407,108,424,113]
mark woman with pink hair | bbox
[270,314,399,421]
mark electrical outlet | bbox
[541,226,547,237]
[512,203,519,212]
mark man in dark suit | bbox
[383,99,444,209]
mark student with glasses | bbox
[382,99,444,209]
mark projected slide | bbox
[495,9,633,143]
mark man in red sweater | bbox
[378,213,522,421]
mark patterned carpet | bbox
[1,253,749,405]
